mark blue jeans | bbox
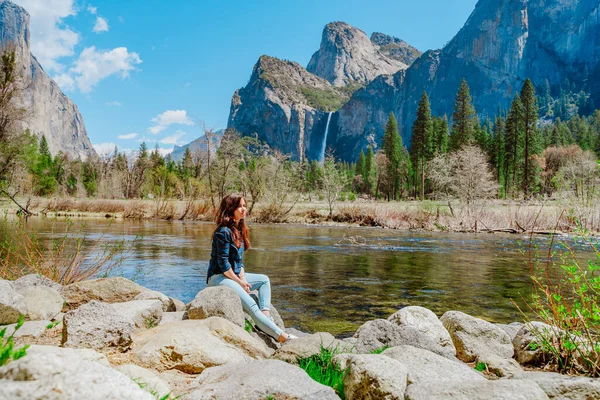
[207,272,283,340]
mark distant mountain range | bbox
[228,0,600,162]
[170,129,224,162]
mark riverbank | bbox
[2,275,598,399]
[2,196,599,234]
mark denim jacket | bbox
[207,226,244,283]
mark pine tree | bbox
[355,150,365,193]
[383,113,403,200]
[592,110,600,156]
[34,135,56,196]
[450,78,478,150]
[364,145,375,196]
[520,78,540,197]
[410,91,434,200]
[504,95,523,196]
[438,115,449,154]
[490,116,506,196]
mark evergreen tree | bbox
[490,116,506,196]
[364,145,375,196]
[592,110,600,156]
[504,95,524,196]
[383,113,403,200]
[520,78,540,197]
[410,91,434,200]
[355,150,365,193]
[34,135,56,196]
[450,78,478,150]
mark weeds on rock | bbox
[369,345,389,355]
[297,344,347,399]
[0,315,29,366]
[245,319,253,333]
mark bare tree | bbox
[320,153,347,218]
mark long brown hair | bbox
[214,194,250,249]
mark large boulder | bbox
[111,300,163,329]
[1,320,52,339]
[20,286,64,321]
[12,274,62,292]
[62,300,135,352]
[116,364,172,399]
[272,332,354,364]
[352,318,455,359]
[476,353,524,379]
[187,286,244,328]
[334,354,408,399]
[170,297,186,312]
[135,290,174,312]
[25,344,110,366]
[405,380,549,400]
[382,345,485,386]
[519,371,600,400]
[441,310,513,362]
[388,306,456,358]
[61,277,147,310]
[513,322,560,366]
[0,346,153,399]
[183,359,339,400]
[496,322,524,342]
[0,279,27,325]
[159,311,188,325]
[131,317,270,374]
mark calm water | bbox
[23,218,590,337]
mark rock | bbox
[496,322,524,342]
[1,320,52,339]
[370,32,422,66]
[382,345,485,386]
[159,370,197,397]
[12,274,62,292]
[307,22,408,87]
[352,318,454,359]
[170,297,186,312]
[334,354,408,399]
[62,300,135,352]
[131,318,270,374]
[26,344,110,366]
[20,286,64,321]
[187,286,244,328]
[159,311,188,325]
[272,332,354,364]
[441,310,513,362]
[405,379,549,400]
[0,279,27,325]
[0,1,96,160]
[476,354,524,379]
[183,359,339,400]
[519,371,600,400]
[61,277,147,311]
[388,306,456,358]
[0,347,152,399]
[135,290,174,312]
[112,300,163,330]
[116,364,172,399]
[286,327,309,337]
[513,322,560,366]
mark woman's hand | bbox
[240,280,251,294]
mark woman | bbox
[207,194,297,343]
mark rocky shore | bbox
[1,275,599,399]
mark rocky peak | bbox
[0,0,95,159]
[370,32,422,66]
[307,21,407,87]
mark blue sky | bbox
[14,0,478,156]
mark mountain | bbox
[170,129,224,162]
[228,23,420,161]
[330,0,600,160]
[0,0,95,159]
[370,32,422,66]
[306,22,413,87]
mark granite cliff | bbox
[0,0,95,159]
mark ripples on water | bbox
[24,219,595,337]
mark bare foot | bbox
[262,310,271,318]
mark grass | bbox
[369,346,389,355]
[297,345,348,399]
[245,319,253,333]
[299,87,348,112]
[474,361,488,372]
[1,315,30,366]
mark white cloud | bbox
[148,110,193,134]
[93,142,117,156]
[136,137,157,143]
[87,5,97,14]
[93,16,109,33]
[160,130,186,145]
[118,133,138,140]
[106,101,122,106]
[14,0,79,72]
[52,73,75,91]
[157,148,173,156]
[66,46,141,92]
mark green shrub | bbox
[1,315,30,366]
[299,87,347,112]
[297,345,347,398]
[474,362,487,372]
[347,192,356,202]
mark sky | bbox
[13,0,478,156]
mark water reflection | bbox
[22,218,592,337]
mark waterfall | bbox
[320,112,332,163]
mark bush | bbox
[297,345,347,398]
[1,315,29,366]
[522,219,600,376]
